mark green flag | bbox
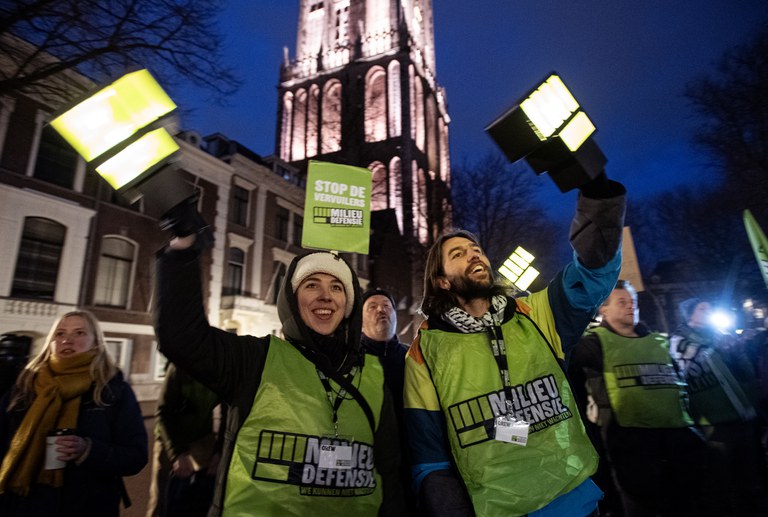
[302,160,372,254]
[743,209,768,289]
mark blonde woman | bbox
[0,310,147,516]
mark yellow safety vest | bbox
[223,336,385,516]
[420,313,598,516]
[592,327,692,428]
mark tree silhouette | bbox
[450,152,563,288]
[0,0,240,101]
[685,24,768,215]
[628,25,768,296]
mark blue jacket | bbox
[404,187,626,517]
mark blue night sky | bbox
[172,1,768,218]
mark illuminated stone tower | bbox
[277,0,451,315]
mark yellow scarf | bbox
[0,349,97,496]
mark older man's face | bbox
[362,294,397,342]
[600,288,638,332]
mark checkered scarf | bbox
[442,295,508,333]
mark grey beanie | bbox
[679,297,703,323]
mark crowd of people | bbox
[568,283,768,516]
[1,164,767,516]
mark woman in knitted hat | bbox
[0,310,148,516]
[154,235,407,516]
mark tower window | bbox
[335,2,350,45]
[321,81,342,153]
[365,68,387,143]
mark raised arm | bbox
[549,174,626,356]
[154,236,268,405]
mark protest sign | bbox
[302,161,372,254]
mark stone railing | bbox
[2,299,67,318]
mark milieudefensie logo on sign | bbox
[313,207,364,227]
[302,161,372,254]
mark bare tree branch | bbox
[684,24,768,214]
[0,0,241,102]
[451,152,563,286]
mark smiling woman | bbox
[156,241,409,514]
[289,252,356,338]
[296,273,347,336]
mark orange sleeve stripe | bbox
[407,335,425,365]
[515,298,533,316]
[405,320,430,366]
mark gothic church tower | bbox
[277,0,451,312]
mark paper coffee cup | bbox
[44,429,74,470]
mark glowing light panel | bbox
[95,128,179,189]
[520,75,579,140]
[50,69,176,162]
[559,111,596,151]
[498,246,540,291]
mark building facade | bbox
[1,1,449,405]
[276,0,452,328]
[0,50,345,409]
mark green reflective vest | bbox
[591,327,692,428]
[673,334,758,425]
[420,314,598,516]
[223,336,384,516]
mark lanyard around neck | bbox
[486,323,513,401]
[316,366,358,436]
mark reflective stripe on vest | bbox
[420,314,598,516]
[592,327,692,428]
[677,340,757,425]
[222,336,384,516]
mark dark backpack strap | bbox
[322,367,377,434]
[288,338,377,433]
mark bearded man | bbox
[403,172,626,516]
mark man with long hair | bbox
[404,172,626,516]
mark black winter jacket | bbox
[154,247,407,516]
[0,372,147,517]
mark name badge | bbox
[318,444,353,469]
[494,416,529,446]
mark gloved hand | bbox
[159,195,214,249]
[578,170,610,198]
[578,170,625,199]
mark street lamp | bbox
[485,73,606,192]
[499,246,540,292]
[49,69,197,215]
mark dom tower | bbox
[277,0,451,325]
